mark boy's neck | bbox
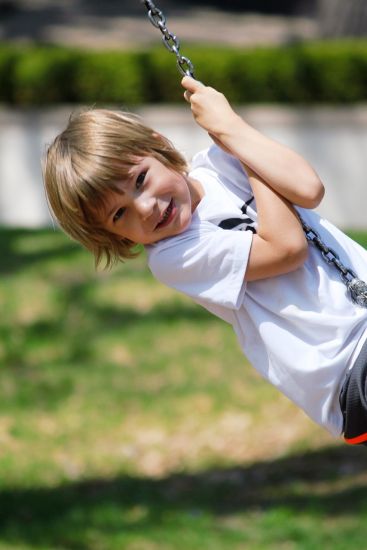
[187,177,204,213]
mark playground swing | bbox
[141,0,367,308]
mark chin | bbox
[176,216,192,236]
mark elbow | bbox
[307,176,325,209]
[283,237,309,271]
[301,175,325,209]
[294,240,309,268]
[246,234,308,281]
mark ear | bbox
[152,131,164,141]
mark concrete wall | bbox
[1,105,366,228]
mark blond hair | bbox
[43,109,188,268]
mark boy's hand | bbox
[181,76,241,147]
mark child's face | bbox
[99,156,203,245]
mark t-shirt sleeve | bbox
[191,144,252,199]
[147,221,252,310]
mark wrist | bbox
[214,115,249,147]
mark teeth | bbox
[159,201,172,225]
[163,203,171,220]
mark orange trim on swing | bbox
[345,432,367,445]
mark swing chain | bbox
[142,0,195,77]
[300,217,367,308]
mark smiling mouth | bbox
[155,199,175,229]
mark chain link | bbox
[142,0,195,77]
[300,217,367,307]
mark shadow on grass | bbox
[2,289,214,361]
[0,227,81,275]
[0,445,366,547]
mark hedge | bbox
[0,41,366,106]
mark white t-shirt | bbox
[147,145,367,436]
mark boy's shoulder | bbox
[190,144,249,193]
[191,144,239,173]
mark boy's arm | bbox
[182,77,324,209]
[243,165,308,281]
[182,77,308,281]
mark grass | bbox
[1,227,367,549]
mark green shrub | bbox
[73,51,147,105]
[294,42,367,103]
[0,45,21,103]
[12,47,82,105]
[0,41,366,105]
[190,42,367,105]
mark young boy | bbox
[43,76,367,446]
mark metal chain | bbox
[141,1,367,308]
[142,0,195,77]
[300,217,367,307]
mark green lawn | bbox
[1,227,367,550]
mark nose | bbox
[135,193,156,220]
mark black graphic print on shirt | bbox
[218,196,257,233]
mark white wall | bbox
[1,105,366,228]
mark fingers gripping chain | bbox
[142,0,195,77]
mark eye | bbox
[113,207,125,223]
[136,171,146,189]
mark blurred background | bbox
[1,2,367,550]
[0,0,367,227]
